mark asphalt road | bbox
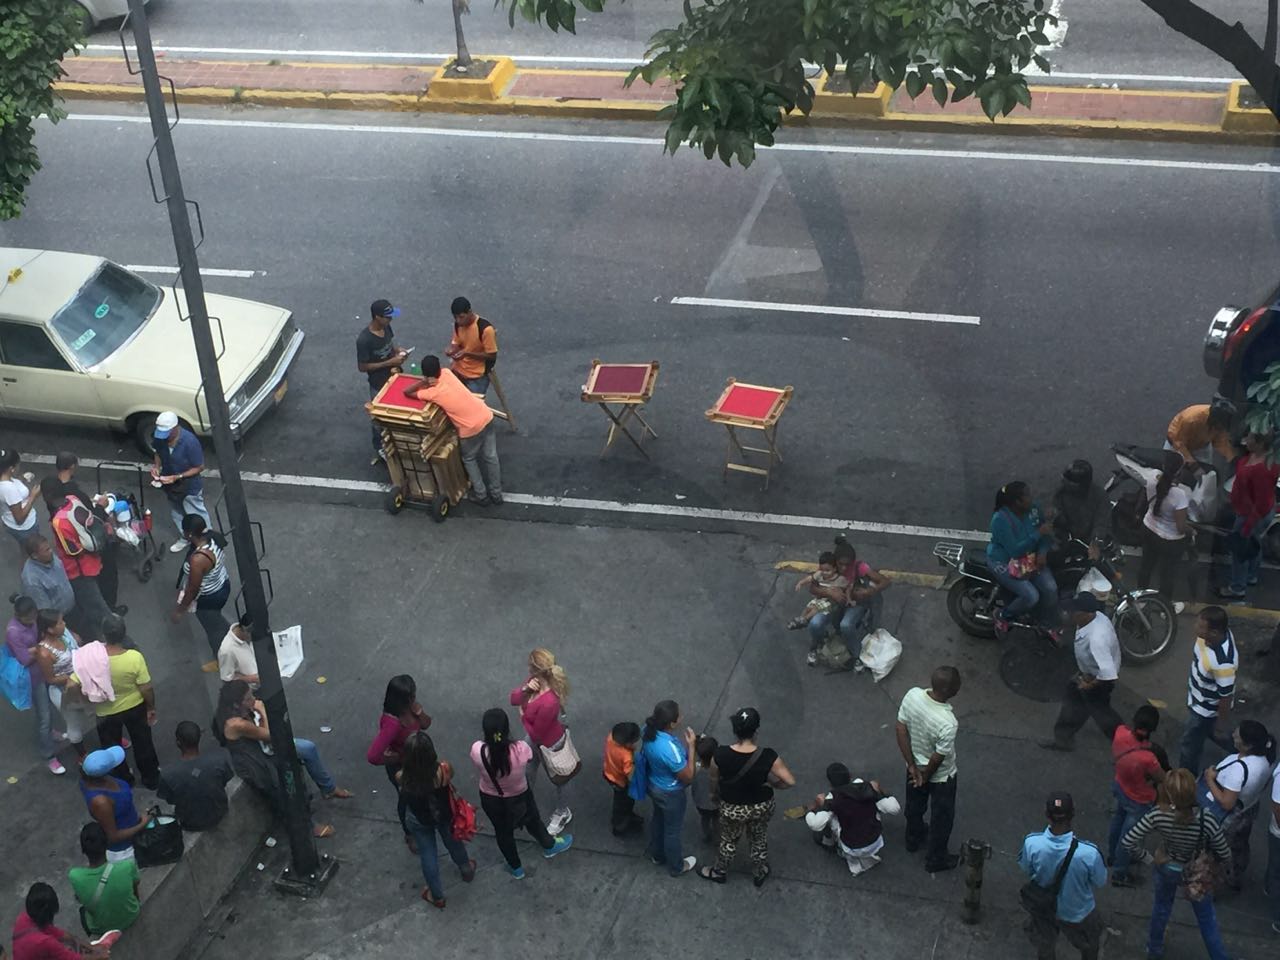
[3,105,1280,536]
[90,0,1268,81]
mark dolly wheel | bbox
[386,486,405,515]
[431,494,449,522]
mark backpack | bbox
[455,317,497,373]
[54,497,107,555]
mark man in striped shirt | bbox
[1179,606,1238,773]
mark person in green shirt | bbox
[68,821,140,937]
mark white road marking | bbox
[125,264,258,278]
[21,453,989,541]
[1043,71,1236,85]
[66,114,1280,175]
[672,296,981,326]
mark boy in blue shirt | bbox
[1018,791,1107,960]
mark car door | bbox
[0,319,109,425]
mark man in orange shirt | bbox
[1165,404,1235,466]
[404,356,502,505]
[445,297,498,396]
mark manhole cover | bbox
[999,640,1076,702]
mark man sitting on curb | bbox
[404,355,503,506]
[158,721,234,831]
[68,822,140,941]
[217,613,260,688]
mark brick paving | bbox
[60,55,1232,130]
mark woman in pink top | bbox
[510,647,574,835]
[367,675,431,847]
[470,708,572,878]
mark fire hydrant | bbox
[961,838,993,924]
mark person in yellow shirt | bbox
[89,615,159,790]
[445,297,498,396]
[1165,404,1236,466]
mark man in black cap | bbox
[1052,459,1108,545]
[356,299,409,464]
[1018,790,1106,960]
[1041,593,1123,752]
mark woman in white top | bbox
[0,449,41,549]
[1201,719,1276,890]
[1136,450,1190,601]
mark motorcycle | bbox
[933,536,1177,663]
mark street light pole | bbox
[124,0,334,894]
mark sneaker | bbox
[488,492,504,505]
[806,650,818,666]
[91,931,122,949]
[111,604,129,617]
[1111,873,1138,888]
[1217,586,1247,600]
[547,808,573,836]
[169,540,187,553]
[506,865,525,880]
[1037,738,1073,752]
[467,492,490,506]
[47,758,66,776]
[543,834,573,859]
[672,856,696,876]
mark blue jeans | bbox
[1107,781,1152,879]
[1178,712,1233,774]
[1147,863,1231,960]
[1228,512,1271,592]
[807,603,873,652]
[988,559,1058,625]
[458,373,490,395]
[293,738,336,795]
[646,786,688,876]
[31,677,54,759]
[168,491,210,537]
[404,810,471,900]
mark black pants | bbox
[97,702,159,789]
[904,774,957,869]
[69,575,112,641]
[1137,527,1184,600]
[480,790,553,869]
[610,785,638,833]
[1052,678,1122,747]
[98,543,119,609]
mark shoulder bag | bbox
[540,728,582,786]
[134,812,184,868]
[1019,838,1078,919]
[1000,509,1040,579]
[1183,810,1224,902]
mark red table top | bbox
[716,384,784,421]
[373,374,428,410]
[589,363,652,396]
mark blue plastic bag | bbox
[0,646,32,711]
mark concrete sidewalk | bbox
[57,53,1278,142]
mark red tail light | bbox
[1223,306,1268,363]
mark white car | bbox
[75,0,150,29]
[0,248,304,452]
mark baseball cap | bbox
[153,411,179,438]
[371,299,400,319]
[1062,592,1104,614]
[1046,790,1074,820]
[82,745,125,777]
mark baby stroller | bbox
[96,463,166,582]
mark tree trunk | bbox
[452,0,472,70]
[1139,0,1280,119]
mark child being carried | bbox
[787,551,849,630]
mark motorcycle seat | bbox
[1122,444,1172,468]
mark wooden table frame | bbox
[705,379,793,489]
[581,360,660,459]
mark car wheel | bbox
[73,2,94,35]
[130,414,159,458]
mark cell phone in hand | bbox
[400,346,415,357]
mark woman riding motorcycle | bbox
[987,481,1058,635]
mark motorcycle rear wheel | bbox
[946,579,997,638]
[1112,593,1177,663]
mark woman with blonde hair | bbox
[1122,768,1233,960]
[510,647,576,836]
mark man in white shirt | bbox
[1266,764,1279,934]
[216,613,259,687]
[1041,593,1122,752]
[895,665,962,872]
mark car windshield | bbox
[49,262,160,367]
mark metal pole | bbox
[125,0,327,890]
[960,838,991,924]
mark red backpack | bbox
[449,785,478,842]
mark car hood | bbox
[100,289,289,394]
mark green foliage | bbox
[1245,360,1280,438]
[0,1,84,219]
[498,0,1053,167]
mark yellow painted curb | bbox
[1223,80,1278,132]
[426,56,515,102]
[812,74,892,117]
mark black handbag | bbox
[1019,838,1078,919]
[134,813,184,868]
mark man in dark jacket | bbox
[1053,460,1109,545]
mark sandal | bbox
[325,787,354,800]
[313,823,336,838]
[420,889,446,909]
[699,866,726,884]
[753,866,771,888]
[786,618,806,630]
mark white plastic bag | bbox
[1078,567,1112,600]
[1187,469,1219,523]
[859,628,902,682]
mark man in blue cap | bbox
[79,746,147,863]
[150,410,209,551]
[357,298,409,464]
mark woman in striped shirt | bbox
[1123,768,1233,960]
[169,514,231,668]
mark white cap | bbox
[153,411,179,437]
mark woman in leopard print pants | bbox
[699,707,795,886]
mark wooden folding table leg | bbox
[600,404,650,459]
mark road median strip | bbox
[56,55,1279,143]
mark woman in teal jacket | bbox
[986,481,1058,632]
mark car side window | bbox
[0,321,73,372]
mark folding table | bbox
[580,360,660,458]
[705,378,793,489]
